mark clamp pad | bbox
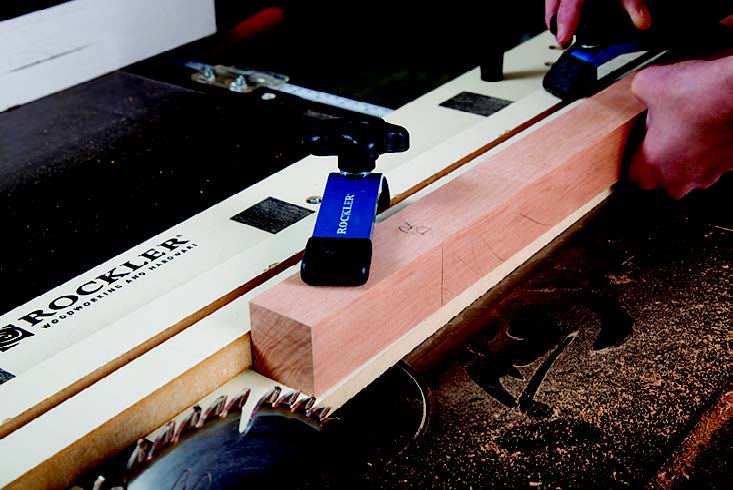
[301,237,372,286]
[301,173,387,286]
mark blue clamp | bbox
[300,118,409,286]
[301,173,389,286]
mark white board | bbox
[0,0,216,111]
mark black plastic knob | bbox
[308,118,409,174]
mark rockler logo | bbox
[0,236,193,353]
[336,194,355,235]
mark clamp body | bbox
[301,173,388,286]
[301,119,408,286]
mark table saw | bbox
[0,2,730,488]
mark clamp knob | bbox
[308,118,409,174]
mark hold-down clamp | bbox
[300,118,409,286]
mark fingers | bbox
[630,66,667,109]
[626,112,681,198]
[556,0,584,47]
[628,149,691,199]
[630,70,651,106]
[545,0,560,30]
[547,0,652,48]
[628,117,700,201]
[627,140,660,192]
[627,58,733,200]
[620,0,651,30]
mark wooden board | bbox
[250,76,645,396]
[0,32,562,440]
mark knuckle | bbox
[630,69,654,98]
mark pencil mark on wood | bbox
[519,213,550,226]
[455,249,480,278]
[471,238,480,270]
[481,236,506,262]
[398,222,432,236]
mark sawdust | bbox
[341,187,732,488]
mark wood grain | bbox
[250,77,645,396]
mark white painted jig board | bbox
[0,0,216,111]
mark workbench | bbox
[0,4,730,488]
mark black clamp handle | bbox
[307,118,410,174]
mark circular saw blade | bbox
[76,363,428,489]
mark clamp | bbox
[543,0,732,101]
[300,118,409,286]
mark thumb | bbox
[621,0,651,30]
[627,135,661,191]
[627,154,659,191]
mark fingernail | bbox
[632,5,651,30]
[556,24,569,48]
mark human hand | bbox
[545,0,652,47]
[628,56,733,199]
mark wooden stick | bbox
[250,76,645,396]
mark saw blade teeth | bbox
[173,405,202,443]
[241,387,283,434]
[223,388,251,417]
[202,395,228,423]
[126,438,152,472]
[92,475,105,490]
[191,404,209,429]
[148,421,176,461]
[307,405,332,422]
[93,384,322,487]
[274,390,301,409]
[237,388,252,407]
[263,386,282,405]
[292,395,316,413]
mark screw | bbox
[261,92,277,101]
[306,196,322,205]
[202,68,215,80]
[229,75,248,92]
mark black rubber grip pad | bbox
[300,237,372,286]
[543,53,598,102]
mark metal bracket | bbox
[189,63,289,93]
